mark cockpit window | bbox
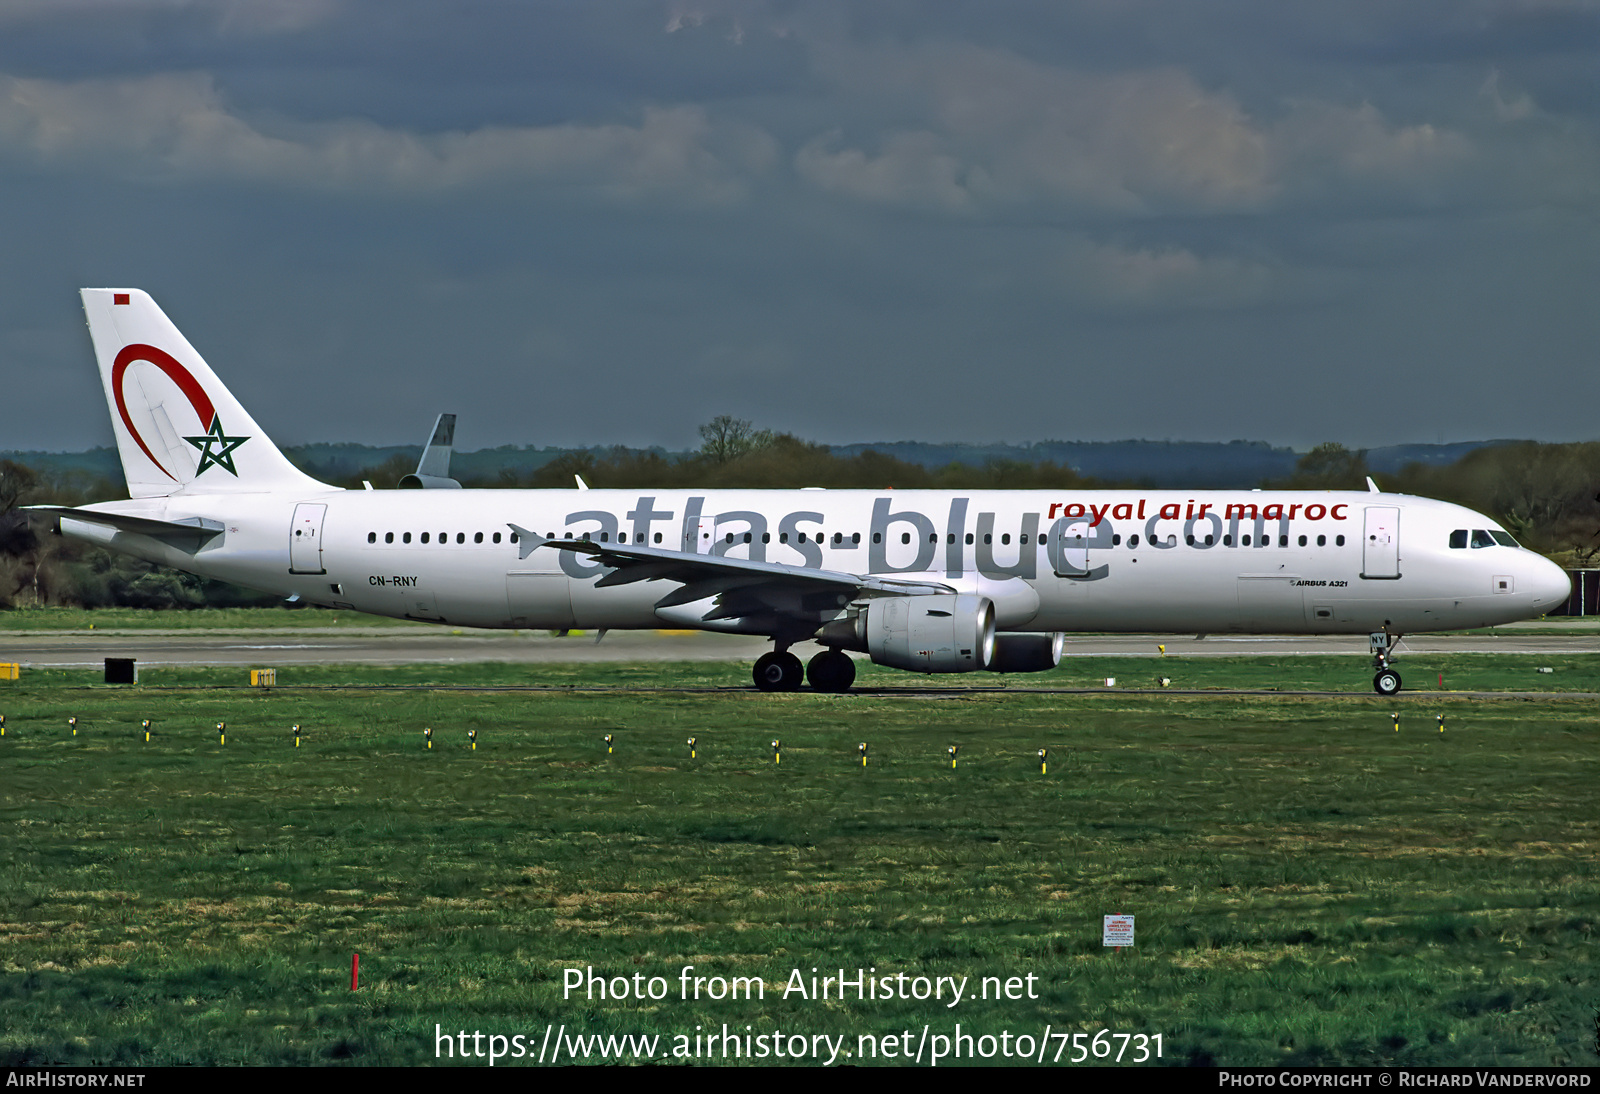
[1490,530,1519,548]
[1449,530,1467,549]
[1470,529,1495,548]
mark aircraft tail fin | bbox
[81,289,331,498]
[398,412,462,489]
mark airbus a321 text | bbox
[31,289,1572,695]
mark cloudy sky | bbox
[1,0,1596,455]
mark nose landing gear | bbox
[1370,631,1403,695]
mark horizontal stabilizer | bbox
[26,506,224,551]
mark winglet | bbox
[1366,476,1381,493]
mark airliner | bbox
[30,289,1572,695]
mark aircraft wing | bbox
[26,506,224,551]
[507,523,952,625]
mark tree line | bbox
[1,426,1594,610]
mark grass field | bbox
[1,659,1597,1067]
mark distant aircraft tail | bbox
[81,289,331,498]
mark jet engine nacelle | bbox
[397,474,462,489]
[846,593,996,673]
[985,632,1064,673]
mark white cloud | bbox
[801,43,1276,215]
[796,129,974,211]
[1062,238,1277,310]
[1270,100,1472,186]
[790,38,1501,219]
[0,70,778,201]
[0,0,338,33]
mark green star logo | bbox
[184,415,250,477]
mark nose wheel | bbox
[1369,631,1403,695]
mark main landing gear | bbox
[1370,631,1403,695]
[806,649,856,693]
[752,649,803,692]
[751,646,856,693]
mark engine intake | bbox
[985,632,1064,673]
[819,594,995,673]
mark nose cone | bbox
[1526,555,1573,613]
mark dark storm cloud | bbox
[0,0,1595,454]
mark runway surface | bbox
[3,624,1598,669]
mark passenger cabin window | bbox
[1316,535,1325,546]
[1336,535,1345,547]
[367,532,376,543]
[385,533,394,544]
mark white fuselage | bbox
[63,486,1572,638]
